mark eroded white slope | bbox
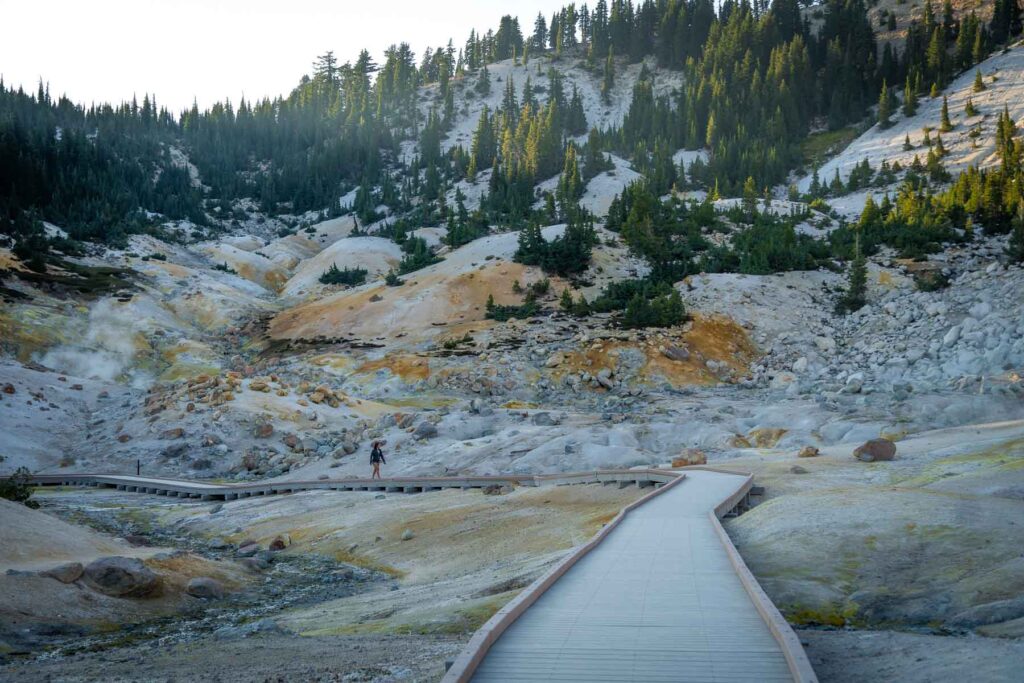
[798,45,1024,193]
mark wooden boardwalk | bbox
[448,470,815,683]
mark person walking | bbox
[370,440,386,479]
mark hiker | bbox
[370,440,386,479]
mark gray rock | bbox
[943,326,961,347]
[400,529,415,541]
[413,421,438,439]
[661,345,690,362]
[532,412,557,426]
[186,576,224,600]
[236,543,260,558]
[82,556,160,597]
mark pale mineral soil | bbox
[799,629,1024,683]
[0,633,462,683]
[725,419,1024,634]
[0,483,643,682]
[152,482,646,637]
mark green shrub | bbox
[319,264,368,286]
[398,236,442,275]
[485,294,539,321]
[620,288,686,329]
[0,456,36,508]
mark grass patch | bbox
[332,549,407,579]
[301,593,513,637]
[892,438,1024,487]
[801,126,859,168]
[786,602,861,628]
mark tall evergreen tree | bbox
[940,95,953,132]
[877,79,893,128]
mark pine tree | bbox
[972,25,987,64]
[973,69,986,92]
[878,79,893,128]
[560,288,574,311]
[558,144,584,205]
[742,176,759,217]
[1007,205,1024,262]
[965,97,978,117]
[475,65,491,96]
[837,231,868,313]
[904,133,914,151]
[809,168,822,197]
[468,105,495,179]
[902,75,918,117]
[940,95,953,132]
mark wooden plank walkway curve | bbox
[444,469,817,683]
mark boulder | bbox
[2,383,15,394]
[789,465,809,474]
[661,345,690,362]
[254,423,274,439]
[672,448,707,467]
[413,421,438,440]
[269,534,291,551]
[159,427,185,440]
[82,557,160,597]
[844,373,864,394]
[39,562,83,584]
[186,576,224,600]
[236,543,260,558]
[798,446,820,458]
[532,412,557,426]
[853,438,897,462]
[400,529,415,541]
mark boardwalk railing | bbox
[12,468,679,501]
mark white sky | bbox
[0,0,568,113]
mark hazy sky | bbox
[1,0,568,113]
